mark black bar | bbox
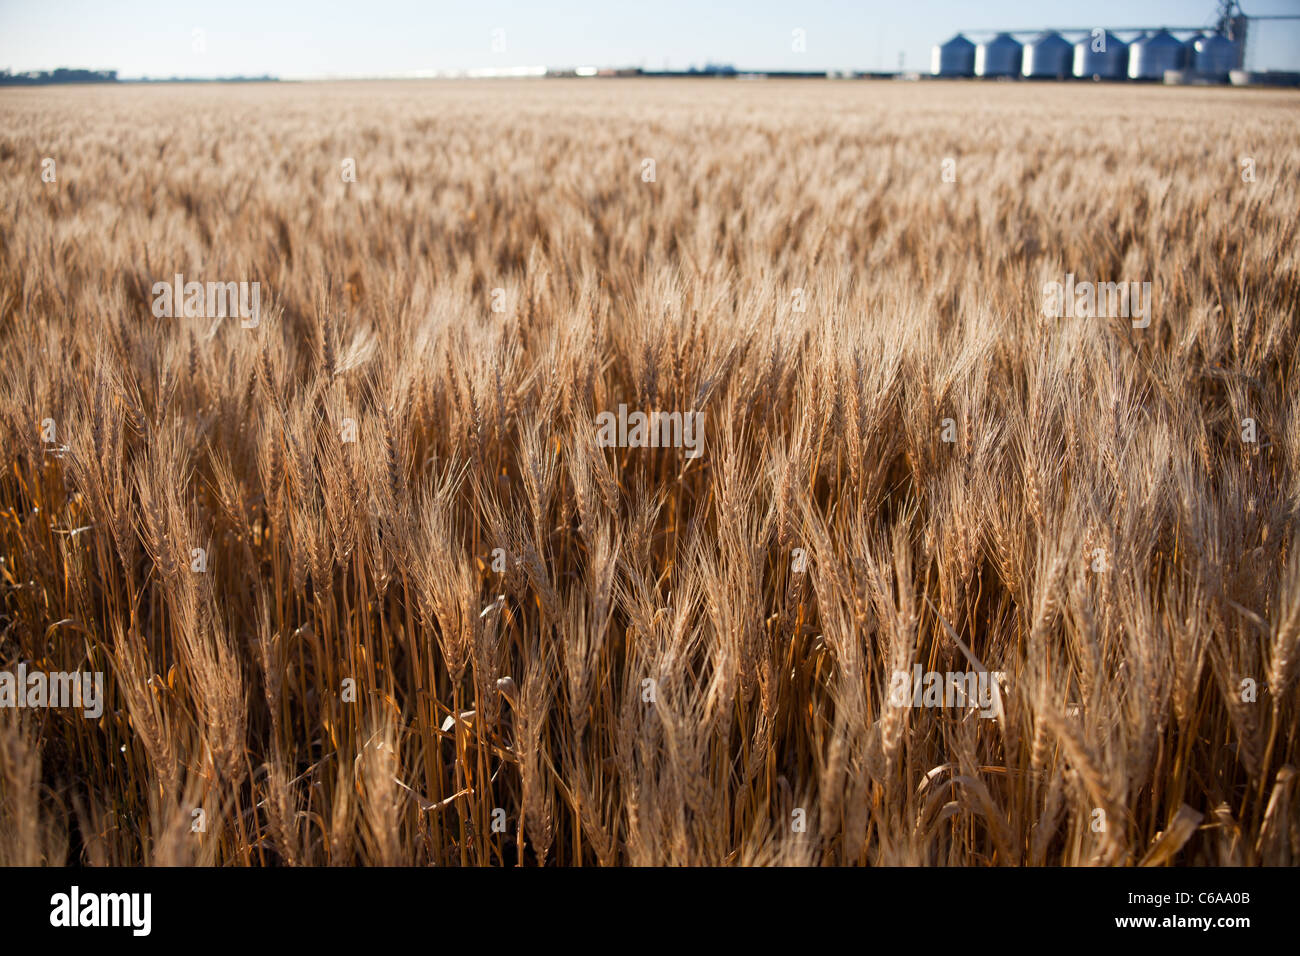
[0,866,1280,943]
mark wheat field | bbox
[0,79,1297,866]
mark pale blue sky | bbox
[1,0,1297,78]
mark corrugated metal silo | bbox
[975,33,1023,78]
[931,34,976,77]
[1127,32,1150,64]
[1022,32,1073,79]
[1129,29,1186,79]
[1073,31,1128,79]
[1194,33,1240,76]
[1182,32,1205,68]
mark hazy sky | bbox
[2,0,1298,77]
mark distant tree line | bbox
[0,70,279,85]
[0,68,119,85]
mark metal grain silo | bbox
[1129,29,1186,79]
[975,33,1023,78]
[1194,33,1240,76]
[932,33,976,77]
[1022,32,1073,79]
[1182,32,1205,67]
[1073,31,1128,79]
[1126,32,1149,67]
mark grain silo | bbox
[1127,32,1150,67]
[1073,31,1128,79]
[1022,32,1073,79]
[1182,32,1205,67]
[1129,29,1186,79]
[975,33,1023,77]
[1193,33,1240,76]
[932,34,976,77]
